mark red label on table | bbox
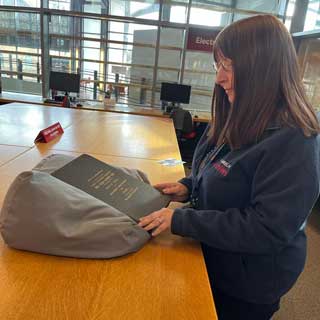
[34,122,64,143]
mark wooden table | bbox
[0,93,211,123]
[83,103,211,123]
[0,91,44,105]
[0,103,180,160]
[0,103,86,147]
[0,103,217,320]
[0,145,30,166]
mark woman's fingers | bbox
[151,222,167,236]
[162,186,178,194]
[138,209,173,236]
[138,211,161,228]
[153,183,189,202]
[154,183,174,192]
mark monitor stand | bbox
[164,102,180,114]
[52,95,65,102]
[62,92,70,107]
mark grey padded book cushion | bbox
[0,154,150,258]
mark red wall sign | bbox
[34,122,64,143]
[187,27,221,52]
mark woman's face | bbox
[214,52,234,103]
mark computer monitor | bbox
[160,82,191,104]
[49,71,80,93]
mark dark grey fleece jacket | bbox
[172,124,320,304]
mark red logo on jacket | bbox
[213,159,231,176]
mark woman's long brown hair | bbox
[209,14,320,149]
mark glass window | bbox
[235,0,281,14]
[304,1,320,31]
[161,0,189,23]
[110,0,160,20]
[109,21,157,44]
[0,0,40,7]
[0,0,300,109]
[47,14,158,103]
[109,23,157,105]
[297,38,320,111]
[49,0,108,13]
[183,51,214,111]
[49,0,71,11]
[49,15,81,69]
[126,65,153,106]
[48,15,102,98]
[190,0,232,26]
[50,15,73,36]
[83,18,101,39]
[154,27,184,106]
[233,0,282,22]
[0,10,41,95]
[284,0,296,31]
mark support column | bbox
[290,0,309,33]
[93,70,98,100]
[41,0,50,98]
[101,3,109,94]
[151,0,163,106]
[17,59,23,80]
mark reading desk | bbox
[0,102,217,319]
[0,93,211,123]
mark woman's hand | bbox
[154,182,189,202]
[138,208,174,236]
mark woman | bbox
[139,15,320,319]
